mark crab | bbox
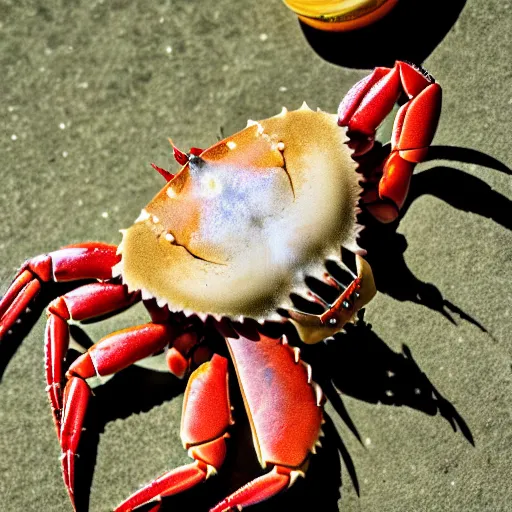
[0,61,441,512]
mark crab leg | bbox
[338,61,442,222]
[60,376,92,510]
[287,254,376,344]
[114,354,233,512]
[42,280,187,510]
[142,300,210,379]
[45,282,140,431]
[165,328,202,379]
[210,466,295,512]
[59,317,180,509]
[0,242,119,339]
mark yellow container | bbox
[283,0,399,31]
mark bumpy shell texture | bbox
[115,107,361,319]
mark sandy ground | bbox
[0,0,511,511]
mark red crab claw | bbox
[287,254,376,344]
[338,61,442,222]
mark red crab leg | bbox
[60,376,92,510]
[0,242,119,339]
[66,322,178,381]
[142,299,204,379]
[210,466,294,512]
[45,282,183,510]
[338,61,442,222]
[287,254,376,344]
[165,329,201,379]
[45,282,140,432]
[59,317,180,509]
[114,354,233,512]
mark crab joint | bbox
[287,254,376,344]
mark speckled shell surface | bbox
[116,107,360,318]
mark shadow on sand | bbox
[299,0,467,69]
[1,143,509,510]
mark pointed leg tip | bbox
[209,501,229,512]
[114,496,162,512]
[150,163,174,182]
[61,450,77,511]
[145,501,162,512]
[167,138,189,166]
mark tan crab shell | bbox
[114,106,362,319]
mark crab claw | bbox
[287,254,376,344]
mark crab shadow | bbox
[299,0,467,68]
[0,280,86,382]
[70,309,476,512]
[70,322,345,512]
[1,149,507,511]
[307,318,474,446]
[357,145,512,332]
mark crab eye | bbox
[188,154,206,173]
